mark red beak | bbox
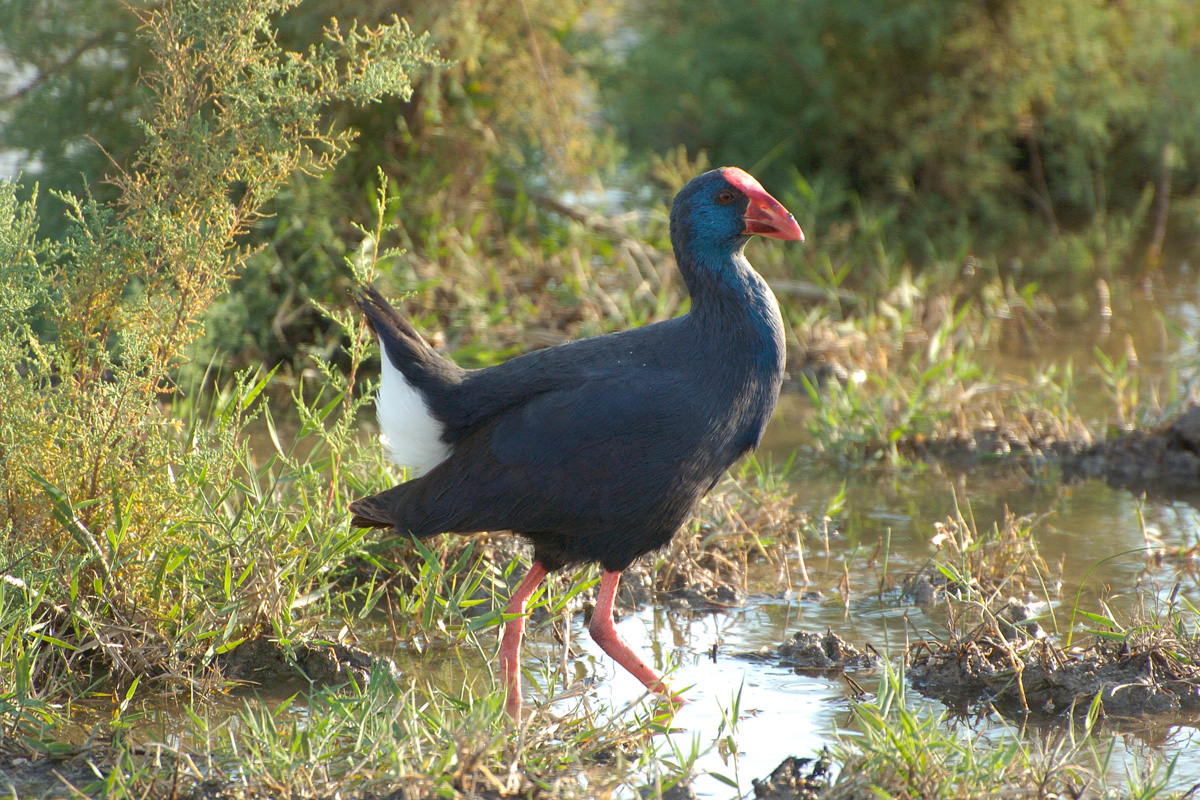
[721,167,805,242]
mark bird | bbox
[349,167,804,717]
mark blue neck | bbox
[677,243,786,375]
[676,237,747,297]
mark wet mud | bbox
[743,631,880,675]
[1061,405,1200,492]
[909,627,1200,721]
[216,635,398,686]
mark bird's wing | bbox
[439,320,689,441]
[415,368,714,537]
[489,371,700,471]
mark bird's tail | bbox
[352,284,444,375]
[353,283,464,475]
[348,484,425,533]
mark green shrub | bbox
[604,0,1200,268]
[1,0,625,371]
[0,0,433,628]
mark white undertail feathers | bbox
[375,334,451,476]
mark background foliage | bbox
[604,0,1200,266]
[5,0,1200,377]
[1,0,623,372]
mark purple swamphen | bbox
[349,167,804,717]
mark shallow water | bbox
[557,448,1200,797]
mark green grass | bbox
[146,669,676,799]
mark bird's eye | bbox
[717,190,735,204]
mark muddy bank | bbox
[909,627,1200,721]
[1061,405,1200,492]
[903,405,1200,494]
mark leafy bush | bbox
[604,0,1200,267]
[0,0,434,687]
[1,0,626,371]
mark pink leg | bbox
[500,561,547,719]
[589,570,683,705]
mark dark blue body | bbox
[350,170,787,572]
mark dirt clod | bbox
[216,635,398,686]
[641,781,699,800]
[995,597,1047,642]
[748,631,879,674]
[751,754,830,800]
[901,568,967,607]
[0,754,99,799]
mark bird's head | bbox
[669,167,804,264]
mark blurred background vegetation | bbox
[3,0,1200,376]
